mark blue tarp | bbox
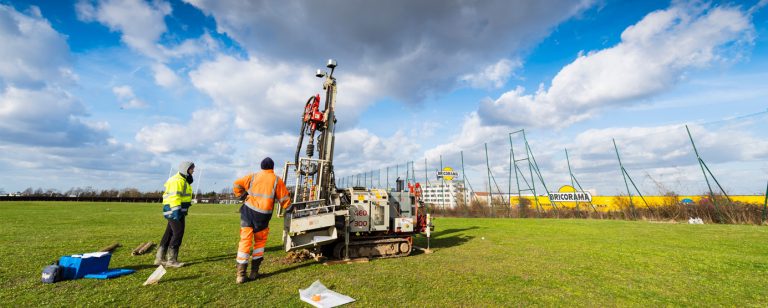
[84,268,135,279]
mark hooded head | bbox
[260,157,274,170]
[178,161,195,176]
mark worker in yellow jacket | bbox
[155,161,195,268]
[232,157,292,284]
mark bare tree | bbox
[121,188,141,198]
[44,188,60,196]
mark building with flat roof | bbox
[421,180,465,209]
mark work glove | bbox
[163,204,182,221]
[181,203,192,217]
[239,192,248,201]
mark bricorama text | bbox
[437,171,458,177]
[548,192,593,202]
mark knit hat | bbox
[178,161,195,176]
[260,157,274,170]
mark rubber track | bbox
[332,237,412,259]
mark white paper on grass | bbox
[299,280,355,308]
[143,265,166,286]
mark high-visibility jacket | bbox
[162,173,193,220]
[233,170,291,215]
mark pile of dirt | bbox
[280,249,313,264]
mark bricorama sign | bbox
[437,167,458,181]
[548,185,592,202]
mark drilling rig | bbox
[279,59,432,260]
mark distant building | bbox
[421,180,465,209]
[474,191,490,199]
[468,191,508,205]
[194,197,241,204]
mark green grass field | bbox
[1,201,767,306]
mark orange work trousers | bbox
[237,227,269,264]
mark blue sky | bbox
[0,0,766,196]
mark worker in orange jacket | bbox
[232,157,292,284]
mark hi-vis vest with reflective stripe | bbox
[163,173,192,208]
[233,170,291,215]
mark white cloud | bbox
[460,58,521,89]
[189,56,314,133]
[333,128,422,175]
[112,85,147,109]
[0,86,109,147]
[76,0,217,61]
[555,122,768,194]
[419,118,768,196]
[749,0,768,14]
[0,140,167,191]
[478,4,755,128]
[567,125,695,171]
[135,109,231,154]
[151,63,180,88]
[76,0,215,88]
[424,112,508,163]
[76,0,171,60]
[0,4,108,147]
[0,4,71,88]
[161,32,219,58]
[189,55,380,134]
[417,121,442,139]
[0,5,172,192]
[184,0,595,104]
[112,85,133,99]
[527,117,768,190]
[122,99,147,109]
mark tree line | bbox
[1,186,236,200]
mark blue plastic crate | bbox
[59,252,111,280]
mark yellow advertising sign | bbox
[437,167,458,181]
[548,185,592,202]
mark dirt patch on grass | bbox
[280,249,312,264]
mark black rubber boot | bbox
[249,258,262,280]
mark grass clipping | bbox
[280,249,313,264]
